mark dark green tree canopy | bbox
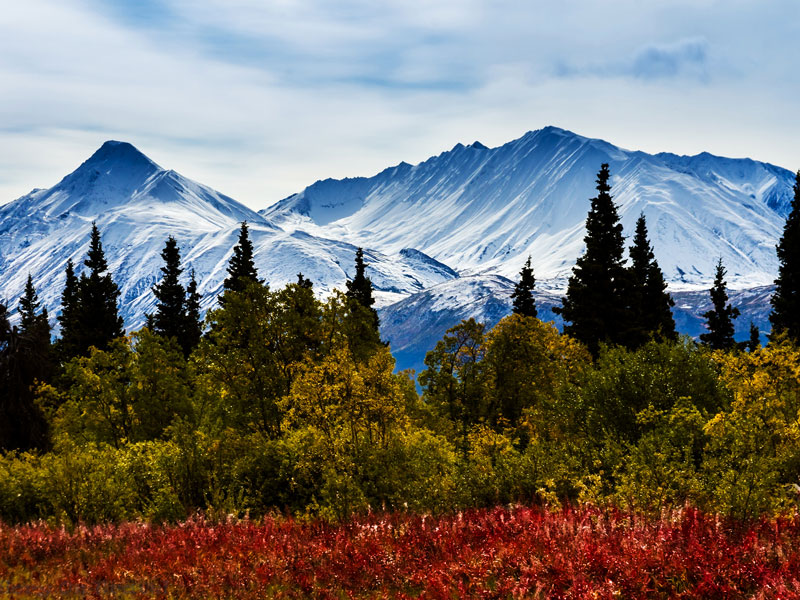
[181,269,203,356]
[345,247,380,337]
[700,258,740,350]
[770,171,800,340]
[511,256,537,318]
[0,298,50,451]
[151,236,186,341]
[555,163,628,356]
[19,274,44,334]
[223,221,259,294]
[56,259,81,361]
[68,222,124,356]
[625,214,676,347]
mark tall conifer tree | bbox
[700,258,740,350]
[76,222,123,353]
[1,292,50,451]
[181,269,203,356]
[345,247,382,357]
[223,221,259,294]
[554,164,628,356]
[151,236,186,342]
[346,247,379,327]
[770,170,800,340]
[57,259,81,360]
[511,256,537,318]
[625,214,676,346]
[19,275,43,333]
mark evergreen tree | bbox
[770,171,800,340]
[700,258,740,350]
[17,275,52,360]
[554,164,628,356]
[57,259,81,360]
[151,236,186,342]
[0,298,50,451]
[297,272,313,289]
[345,247,379,332]
[511,256,537,318]
[625,214,676,347]
[181,270,203,356]
[223,221,259,294]
[747,321,760,352]
[75,222,124,354]
[19,274,42,333]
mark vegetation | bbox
[700,258,740,350]
[770,170,800,341]
[0,173,798,539]
[3,506,800,598]
[555,163,630,356]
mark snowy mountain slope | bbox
[379,275,774,373]
[0,142,457,329]
[264,126,794,290]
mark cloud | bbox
[0,0,798,211]
[631,38,709,81]
[554,37,711,82]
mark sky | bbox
[0,0,798,210]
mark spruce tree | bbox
[747,321,760,352]
[181,270,203,356]
[1,295,50,451]
[554,164,628,356]
[345,247,382,357]
[19,274,42,333]
[76,222,124,353]
[18,275,52,359]
[346,248,379,328]
[223,221,259,294]
[626,214,676,347]
[700,258,740,350]
[151,236,186,342]
[770,170,800,340]
[56,259,81,360]
[511,256,537,318]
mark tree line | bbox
[0,164,798,523]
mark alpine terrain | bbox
[0,128,793,370]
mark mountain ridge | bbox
[263,126,793,290]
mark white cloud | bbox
[0,0,798,210]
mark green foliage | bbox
[770,170,800,340]
[511,256,537,318]
[53,330,193,447]
[72,222,124,355]
[555,163,629,356]
[345,247,380,338]
[626,214,676,346]
[700,258,740,350]
[222,221,259,295]
[7,264,800,524]
[0,301,51,452]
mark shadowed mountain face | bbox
[264,126,793,291]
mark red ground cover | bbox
[1,505,799,599]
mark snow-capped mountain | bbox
[0,141,457,329]
[264,126,794,290]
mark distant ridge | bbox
[263,126,793,290]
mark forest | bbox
[1,164,800,526]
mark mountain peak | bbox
[84,140,161,172]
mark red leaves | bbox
[1,505,800,599]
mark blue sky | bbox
[1,0,798,209]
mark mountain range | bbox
[0,127,792,370]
